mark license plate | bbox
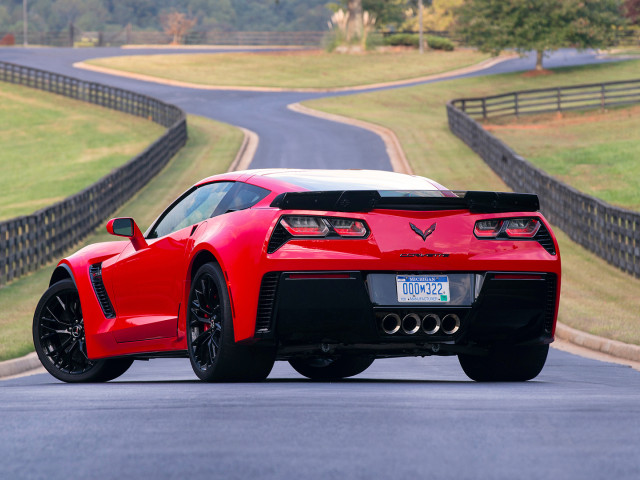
[396,275,450,303]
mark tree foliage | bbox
[455,0,625,69]
[624,0,640,24]
[0,0,332,33]
[423,0,464,31]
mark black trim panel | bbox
[270,190,540,213]
[89,263,116,319]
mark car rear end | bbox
[253,190,560,361]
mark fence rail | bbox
[447,79,640,278]
[0,61,187,287]
[0,29,325,47]
[452,79,640,119]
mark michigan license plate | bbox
[396,275,450,303]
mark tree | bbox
[160,10,197,44]
[346,0,363,41]
[455,0,625,70]
[623,0,640,24]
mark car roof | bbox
[196,169,447,192]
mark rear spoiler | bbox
[270,190,539,213]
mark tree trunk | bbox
[536,50,544,70]
[346,0,363,42]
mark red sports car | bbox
[33,169,561,383]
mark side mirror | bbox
[106,218,148,250]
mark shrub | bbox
[426,35,455,51]
[383,33,419,48]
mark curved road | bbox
[0,47,622,169]
[1,47,639,479]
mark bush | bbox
[365,32,384,50]
[383,33,455,51]
[383,33,419,48]
[426,35,455,51]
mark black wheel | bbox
[33,279,134,383]
[289,355,374,381]
[187,263,275,382]
[458,344,549,382]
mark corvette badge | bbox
[410,222,436,241]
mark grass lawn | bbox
[0,82,164,220]
[483,106,640,211]
[304,58,640,345]
[0,115,242,361]
[86,49,490,89]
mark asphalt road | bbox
[1,47,639,479]
[0,47,623,170]
[1,351,639,480]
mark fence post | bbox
[514,92,519,117]
[601,84,605,110]
[556,88,561,112]
[482,98,487,120]
[69,23,74,47]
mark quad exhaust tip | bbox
[402,314,421,335]
[421,314,441,335]
[441,314,460,335]
[381,312,460,335]
[381,313,401,335]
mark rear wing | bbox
[270,190,539,214]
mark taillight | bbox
[474,218,541,239]
[474,219,503,238]
[504,218,540,238]
[281,216,329,237]
[276,215,369,241]
[326,218,368,237]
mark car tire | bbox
[33,279,134,383]
[289,355,374,381]
[458,344,549,382]
[187,263,275,382]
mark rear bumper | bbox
[254,271,558,357]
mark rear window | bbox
[268,171,441,192]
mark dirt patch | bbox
[521,68,554,77]
[243,49,326,57]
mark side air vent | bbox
[255,272,280,334]
[89,263,116,319]
[544,274,557,334]
[535,223,556,255]
[267,223,292,254]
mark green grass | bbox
[0,82,164,220]
[305,58,640,345]
[0,115,242,361]
[483,106,640,210]
[86,49,490,89]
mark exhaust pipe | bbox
[421,314,441,335]
[402,313,421,335]
[441,314,460,335]
[381,313,401,335]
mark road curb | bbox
[555,322,640,363]
[227,127,259,172]
[0,352,42,379]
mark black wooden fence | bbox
[0,61,187,287]
[447,80,640,278]
[1,29,326,47]
[451,79,640,119]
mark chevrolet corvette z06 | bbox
[33,169,560,383]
